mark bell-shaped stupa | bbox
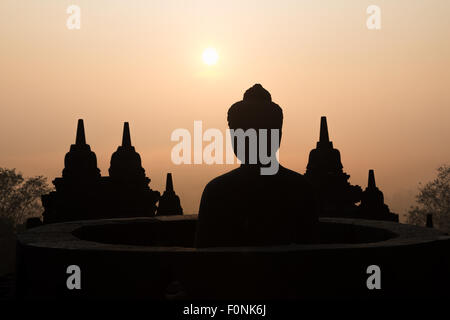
[62,119,101,180]
[305,116,362,217]
[306,116,344,176]
[43,119,101,223]
[358,170,398,221]
[42,120,161,223]
[107,122,159,217]
[156,173,183,216]
[109,122,148,185]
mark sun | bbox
[202,48,219,66]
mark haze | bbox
[1,0,449,221]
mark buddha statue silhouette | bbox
[195,84,318,247]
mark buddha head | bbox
[227,84,283,175]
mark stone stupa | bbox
[358,169,399,221]
[156,173,183,216]
[305,116,362,218]
[42,120,161,223]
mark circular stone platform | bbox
[16,215,450,299]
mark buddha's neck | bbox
[239,162,280,171]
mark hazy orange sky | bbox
[1,1,449,221]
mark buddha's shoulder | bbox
[203,166,311,190]
[203,167,243,191]
[277,166,311,186]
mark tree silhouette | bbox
[407,165,450,232]
[0,167,51,228]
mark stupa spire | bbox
[319,116,329,143]
[156,172,183,216]
[306,116,361,218]
[109,121,147,183]
[359,169,399,222]
[368,169,376,189]
[166,173,174,192]
[62,119,100,180]
[75,119,86,145]
[122,122,131,147]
